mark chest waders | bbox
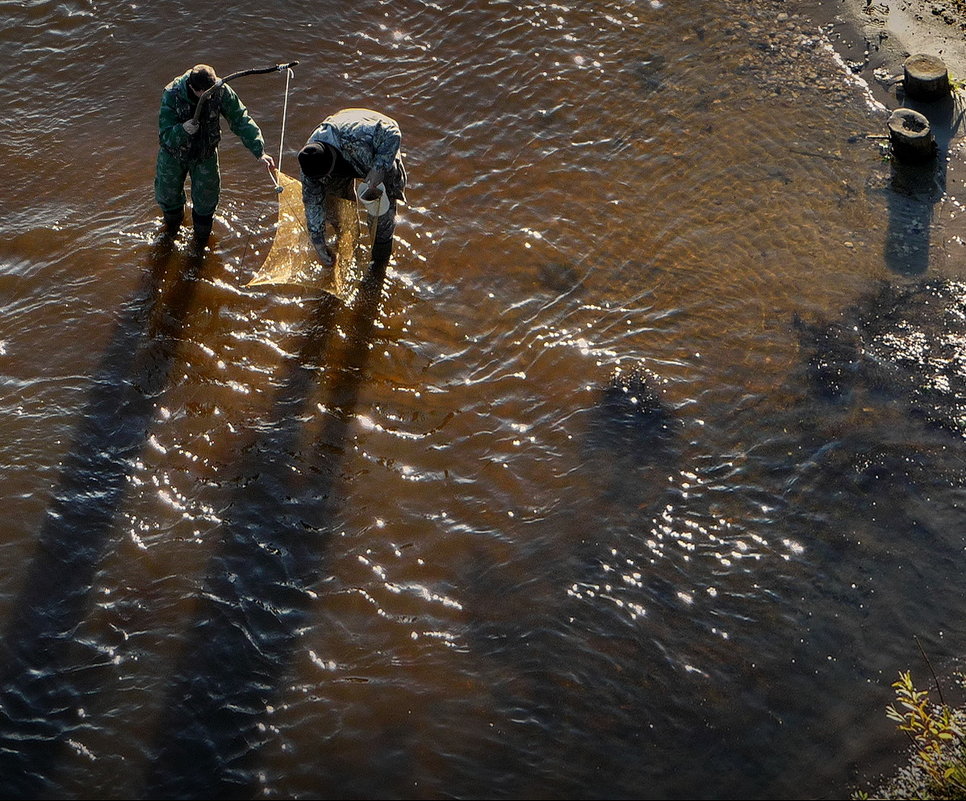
[191,62,299,246]
[161,62,299,244]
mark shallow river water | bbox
[1,0,965,798]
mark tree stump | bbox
[903,54,950,101]
[888,108,936,164]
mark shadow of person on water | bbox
[0,236,210,799]
[141,261,388,800]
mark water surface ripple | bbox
[0,0,964,798]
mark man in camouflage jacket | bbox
[297,108,407,267]
[155,64,275,243]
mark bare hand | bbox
[261,153,277,175]
[363,168,385,200]
[182,119,200,136]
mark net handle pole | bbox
[191,61,300,124]
[271,66,295,193]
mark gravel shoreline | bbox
[810,0,966,104]
[805,0,966,278]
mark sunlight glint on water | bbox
[0,0,963,799]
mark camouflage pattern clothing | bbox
[154,70,268,217]
[300,108,407,265]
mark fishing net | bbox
[246,171,364,302]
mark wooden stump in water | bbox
[888,108,936,164]
[902,53,950,101]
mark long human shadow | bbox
[884,90,964,274]
[0,239,209,798]
[141,262,387,799]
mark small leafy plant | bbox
[885,670,966,793]
[856,670,966,799]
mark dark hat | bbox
[298,142,336,179]
[188,64,218,91]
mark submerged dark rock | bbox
[794,314,862,402]
[796,279,966,436]
[629,52,668,98]
[595,364,678,442]
[537,261,582,293]
[583,364,680,497]
[859,280,966,435]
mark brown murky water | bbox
[1,0,965,798]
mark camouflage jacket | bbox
[303,108,406,199]
[157,70,267,163]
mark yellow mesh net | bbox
[246,171,365,303]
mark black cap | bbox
[298,142,336,179]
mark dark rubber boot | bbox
[162,207,183,236]
[192,210,214,247]
[370,237,392,268]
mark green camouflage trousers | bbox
[154,148,220,216]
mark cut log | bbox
[903,54,950,102]
[888,108,936,164]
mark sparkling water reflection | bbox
[0,0,964,798]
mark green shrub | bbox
[855,671,966,799]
